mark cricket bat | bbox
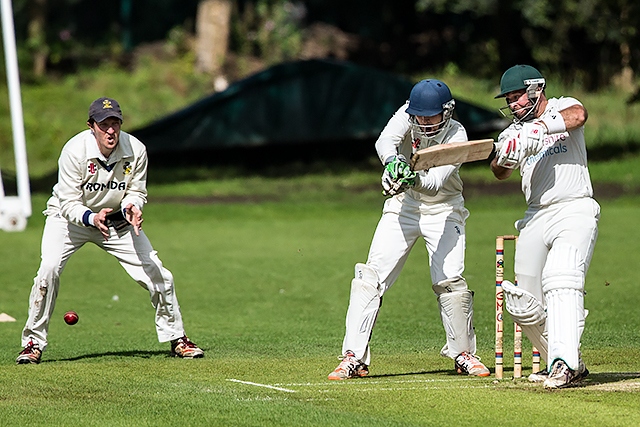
[410,139,495,171]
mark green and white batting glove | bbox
[381,155,417,196]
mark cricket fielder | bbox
[491,65,600,389]
[328,79,489,380]
[16,97,204,364]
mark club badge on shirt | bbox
[88,162,97,175]
[123,162,132,175]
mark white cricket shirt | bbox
[375,101,468,205]
[509,97,593,208]
[45,129,148,227]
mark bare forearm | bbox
[490,158,513,180]
[559,104,588,131]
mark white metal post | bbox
[1,0,31,231]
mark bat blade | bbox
[409,139,495,171]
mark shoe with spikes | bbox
[455,352,490,377]
[530,358,588,383]
[170,336,204,358]
[328,351,369,380]
[543,359,589,389]
[16,340,42,365]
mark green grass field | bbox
[1,173,639,426]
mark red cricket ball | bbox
[64,311,79,325]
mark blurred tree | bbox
[195,0,232,74]
[6,0,199,78]
[3,0,638,91]
[415,0,640,89]
[27,0,48,77]
[230,0,305,65]
[121,0,132,51]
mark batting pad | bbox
[502,280,548,363]
[437,290,476,358]
[545,287,583,370]
[541,243,586,369]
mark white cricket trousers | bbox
[514,197,600,301]
[368,195,468,289]
[514,197,600,369]
[21,213,186,350]
[341,195,470,364]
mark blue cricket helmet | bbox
[406,79,453,116]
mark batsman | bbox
[328,79,489,380]
[491,65,600,389]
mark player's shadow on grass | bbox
[46,349,184,362]
[580,372,640,387]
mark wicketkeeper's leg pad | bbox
[432,277,468,295]
[502,279,548,363]
[342,263,382,365]
[437,286,476,358]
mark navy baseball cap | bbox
[88,97,123,122]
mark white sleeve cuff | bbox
[382,154,397,165]
[88,213,97,227]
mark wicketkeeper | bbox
[16,97,204,364]
[328,79,489,380]
[491,65,600,389]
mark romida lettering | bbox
[84,181,126,191]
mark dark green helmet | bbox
[495,65,545,98]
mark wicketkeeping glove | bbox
[381,155,417,196]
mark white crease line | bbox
[228,378,527,394]
[227,378,296,393]
[315,384,495,392]
[276,378,483,387]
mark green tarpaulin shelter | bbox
[132,59,507,161]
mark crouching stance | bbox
[17,98,203,364]
[328,80,488,380]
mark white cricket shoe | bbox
[455,352,490,377]
[327,351,369,380]
[170,336,204,358]
[16,340,42,365]
[528,369,549,383]
[543,359,589,389]
[530,358,588,383]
